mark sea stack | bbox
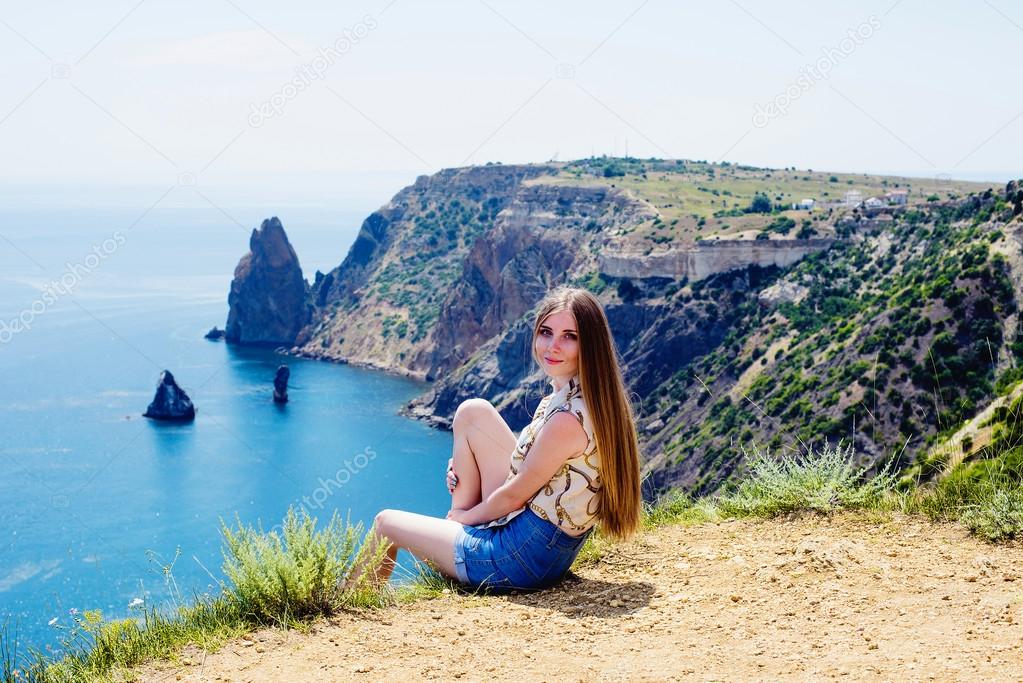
[273,365,290,404]
[143,370,196,421]
[204,326,225,340]
[225,217,311,345]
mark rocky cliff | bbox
[225,217,310,345]
[598,238,836,281]
[413,182,657,380]
[294,165,555,374]
[225,160,1018,499]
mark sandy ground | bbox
[142,513,1023,682]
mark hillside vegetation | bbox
[545,157,987,242]
[644,188,1022,494]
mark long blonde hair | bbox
[531,287,641,539]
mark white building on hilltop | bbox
[885,189,909,205]
[844,191,862,208]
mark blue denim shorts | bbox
[453,507,591,592]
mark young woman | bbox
[352,286,642,591]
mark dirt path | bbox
[143,513,1023,682]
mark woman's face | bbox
[535,309,580,387]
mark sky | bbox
[1,0,1020,216]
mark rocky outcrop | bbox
[225,217,310,345]
[598,239,835,282]
[1007,180,1022,216]
[414,183,656,380]
[143,370,196,421]
[273,365,290,404]
[758,279,810,308]
[280,164,832,443]
[296,165,555,375]
[204,326,225,341]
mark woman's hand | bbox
[445,458,458,494]
[446,508,469,524]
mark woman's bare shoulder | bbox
[536,409,588,453]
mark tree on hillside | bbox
[748,193,772,214]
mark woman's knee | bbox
[453,398,495,427]
[373,509,398,539]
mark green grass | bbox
[577,439,1022,573]
[634,439,1023,549]
[908,454,1023,542]
[904,388,1023,541]
[642,489,719,528]
[959,488,1023,541]
[542,160,995,241]
[220,508,368,622]
[716,443,898,517]
[5,597,252,682]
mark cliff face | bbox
[295,165,555,374]
[225,161,1018,499]
[598,239,836,281]
[414,183,657,380]
[225,217,310,345]
[402,184,1023,498]
[295,167,659,379]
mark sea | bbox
[0,204,453,655]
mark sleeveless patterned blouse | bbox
[482,375,602,536]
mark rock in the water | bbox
[204,326,225,340]
[225,217,311,345]
[273,364,290,404]
[143,370,196,421]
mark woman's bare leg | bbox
[449,398,516,510]
[348,399,515,591]
[349,510,463,587]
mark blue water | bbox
[0,207,452,654]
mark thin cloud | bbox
[126,30,313,69]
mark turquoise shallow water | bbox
[0,208,452,653]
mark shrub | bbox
[748,193,772,214]
[602,163,625,178]
[768,216,796,234]
[220,508,368,623]
[960,488,1023,541]
[717,444,896,517]
[797,223,817,239]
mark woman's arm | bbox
[447,411,588,526]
